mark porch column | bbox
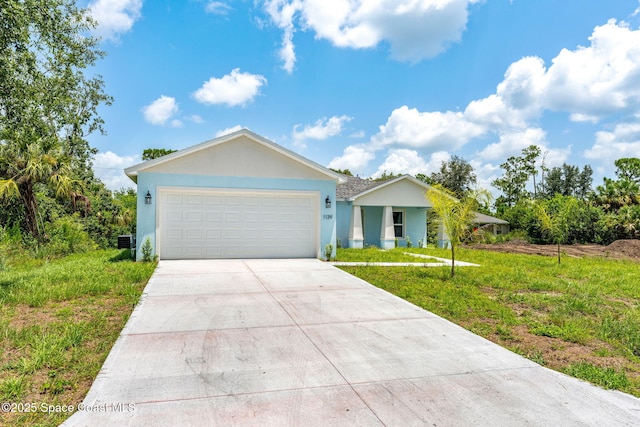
[348,205,364,249]
[421,208,428,248]
[380,205,395,249]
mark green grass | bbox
[0,250,156,427]
[338,247,640,397]
[335,247,444,263]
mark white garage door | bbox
[159,189,319,259]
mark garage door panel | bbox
[185,195,202,204]
[160,189,318,259]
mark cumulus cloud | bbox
[142,96,180,127]
[88,0,143,41]
[585,121,640,165]
[193,69,267,107]
[476,128,548,162]
[292,115,352,147]
[372,149,429,178]
[327,145,375,173]
[356,18,640,179]
[371,105,486,151]
[542,20,640,119]
[93,151,140,190]
[263,0,479,70]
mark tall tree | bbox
[0,0,111,238]
[492,155,530,208]
[540,163,592,199]
[427,155,477,198]
[522,145,541,198]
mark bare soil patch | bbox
[466,239,640,261]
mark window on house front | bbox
[393,210,404,238]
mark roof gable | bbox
[341,175,434,207]
[125,129,343,183]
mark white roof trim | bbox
[124,129,346,183]
[346,174,436,201]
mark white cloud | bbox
[327,145,375,173]
[371,105,486,151]
[142,96,180,126]
[372,149,429,178]
[88,0,143,41]
[477,128,548,161]
[264,0,301,73]
[541,20,640,119]
[292,115,352,146]
[215,125,244,137]
[205,1,233,15]
[193,69,267,107]
[263,0,479,70]
[92,151,140,190]
[585,121,640,165]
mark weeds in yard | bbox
[0,249,156,426]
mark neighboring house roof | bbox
[124,128,345,184]
[474,212,509,225]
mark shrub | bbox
[324,243,333,261]
[141,237,154,262]
[43,216,96,257]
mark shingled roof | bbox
[336,174,389,199]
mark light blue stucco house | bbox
[125,129,345,260]
[124,129,507,260]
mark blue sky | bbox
[85,0,640,195]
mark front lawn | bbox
[338,247,640,397]
[0,250,156,427]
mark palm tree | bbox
[427,184,491,277]
[0,138,75,239]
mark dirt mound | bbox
[467,239,640,261]
[605,239,640,259]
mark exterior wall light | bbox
[325,195,331,209]
[145,191,152,205]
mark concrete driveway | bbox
[64,259,640,426]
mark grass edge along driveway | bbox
[0,250,156,427]
[337,247,640,398]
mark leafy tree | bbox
[427,155,477,197]
[142,148,178,161]
[427,184,491,277]
[540,164,592,199]
[0,0,111,239]
[492,155,530,209]
[614,158,640,183]
[535,196,579,264]
[493,146,544,207]
[576,165,593,200]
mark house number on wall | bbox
[323,214,333,220]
